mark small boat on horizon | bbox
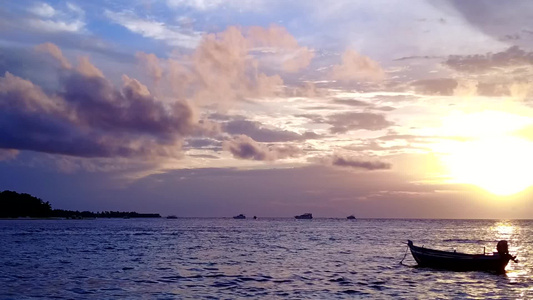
[407,240,517,273]
[347,215,356,220]
[166,215,178,219]
[295,213,312,219]
[233,214,246,219]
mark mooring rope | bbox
[399,242,417,267]
[399,243,409,265]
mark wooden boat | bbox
[408,240,516,273]
[295,213,312,219]
[233,214,246,219]
[347,215,356,220]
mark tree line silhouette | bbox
[0,190,161,219]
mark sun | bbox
[434,111,533,196]
[441,137,533,195]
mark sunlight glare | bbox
[435,111,533,196]
[441,137,533,195]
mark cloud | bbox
[248,24,301,49]
[185,138,221,150]
[166,0,225,10]
[412,78,458,95]
[66,3,84,16]
[394,55,442,61]
[332,98,396,111]
[136,52,163,82]
[509,82,533,101]
[453,80,478,98]
[25,2,85,33]
[286,81,324,98]
[444,46,533,73]
[247,25,315,72]
[223,135,301,161]
[76,56,104,78]
[476,82,509,97]
[331,155,391,170]
[189,26,284,104]
[0,149,19,161]
[330,112,393,133]
[281,48,315,73]
[296,113,325,124]
[35,42,72,69]
[27,19,85,33]
[105,10,201,48]
[166,0,260,11]
[29,2,56,18]
[0,44,217,159]
[448,0,533,43]
[332,99,369,107]
[330,49,385,82]
[223,119,320,142]
[136,25,312,107]
[319,112,393,134]
[452,78,532,100]
[298,112,394,134]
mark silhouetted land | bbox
[0,190,161,219]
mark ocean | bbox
[0,218,531,299]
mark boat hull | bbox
[408,240,510,273]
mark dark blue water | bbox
[0,219,531,299]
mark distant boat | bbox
[253,216,257,220]
[347,215,356,220]
[166,215,178,219]
[233,214,246,219]
[407,240,517,273]
[295,213,312,219]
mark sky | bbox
[1,0,533,218]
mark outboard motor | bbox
[497,240,509,256]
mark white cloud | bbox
[167,0,225,10]
[105,10,201,48]
[27,19,85,33]
[28,2,56,18]
[66,2,85,16]
[166,0,262,11]
[25,2,86,33]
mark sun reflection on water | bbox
[506,269,528,285]
[491,222,515,241]
[489,221,527,279]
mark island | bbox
[0,190,161,219]
[295,213,313,219]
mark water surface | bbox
[1,218,531,299]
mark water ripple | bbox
[0,218,532,298]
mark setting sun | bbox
[442,137,533,195]
[435,111,533,196]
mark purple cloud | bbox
[0,44,217,159]
[331,155,391,170]
[445,46,533,73]
[223,119,320,142]
[298,112,393,134]
[328,112,393,133]
[412,78,458,96]
[223,135,301,161]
